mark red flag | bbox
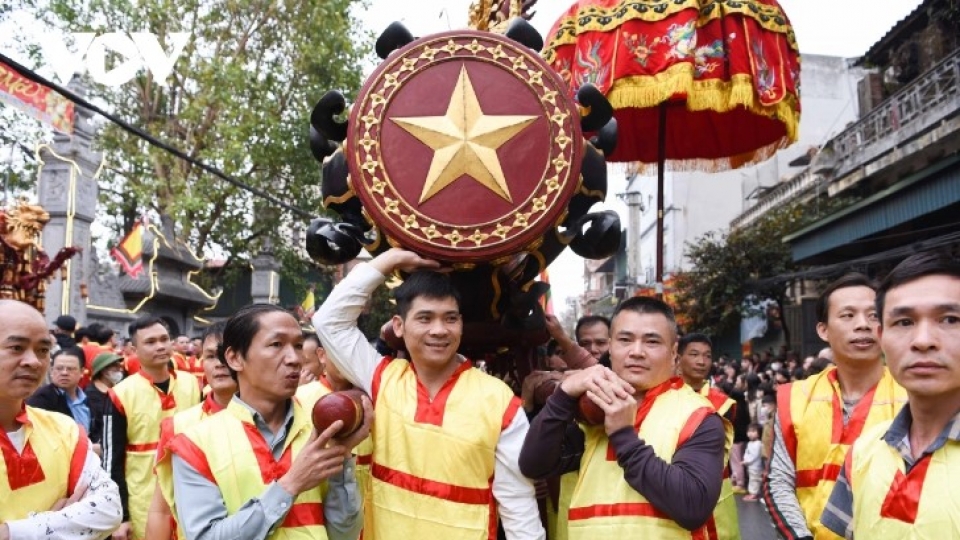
[0,61,74,134]
[111,222,144,278]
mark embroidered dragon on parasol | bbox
[543,0,801,292]
[304,0,621,356]
[0,198,81,310]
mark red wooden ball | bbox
[575,394,605,425]
[312,389,366,438]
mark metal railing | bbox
[731,169,823,229]
[731,47,960,229]
[831,47,960,179]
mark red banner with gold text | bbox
[0,61,74,135]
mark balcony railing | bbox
[829,47,960,183]
[731,169,823,229]
[731,47,960,229]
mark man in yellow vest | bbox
[295,327,376,540]
[765,274,907,540]
[520,296,727,539]
[545,314,611,369]
[148,321,232,539]
[822,252,960,538]
[296,330,334,407]
[313,248,546,540]
[168,304,369,540]
[101,316,200,540]
[676,332,740,539]
[0,300,122,540]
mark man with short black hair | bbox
[520,296,726,538]
[545,314,611,370]
[28,346,90,432]
[574,316,611,359]
[676,332,739,539]
[295,331,334,406]
[101,316,199,540]
[53,314,78,350]
[822,252,960,538]
[172,335,191,370]
[150,322,234,540]
[315,248,545,540]
[77,323,116,389]
[766,273,906,540]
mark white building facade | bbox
[620,54,865,288]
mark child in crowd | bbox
[742,423,764,501]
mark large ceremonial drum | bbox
[347,30,584,264]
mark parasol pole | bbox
[655,103,667,299]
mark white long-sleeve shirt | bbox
[313,262,546,540]
[5,428,122,540]
[742,439,763,474]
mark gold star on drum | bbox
[348,30,582,263]
[305,17,622,355]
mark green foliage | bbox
[0,124,43,196]
[673,197,852,339]
[1,0,53,198]
[39,0,371,279]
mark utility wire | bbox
[0,52,316,220]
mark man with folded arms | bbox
[520,296,726,539]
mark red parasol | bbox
[543,0,801,292]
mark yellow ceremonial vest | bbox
[698,385,740,540]
[369,358,521,540]
[293,380,373,538]
[848,421,960,539]
[777,366,906,540]
[155,394,226,539]
[110,370,199,540]
[170,400,328,540]
[552,472,578,540]
[0,407,88,521]
[567,379,717,540]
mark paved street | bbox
[736,495,779,540]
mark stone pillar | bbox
[250,241,280,305]
[617,184,644,296]
[38,78,102,324]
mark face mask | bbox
[105,371,124,385]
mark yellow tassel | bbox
[728,79,757,109]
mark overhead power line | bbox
[0,52,316,219]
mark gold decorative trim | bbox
[323,184,357,208]
[525,237,545,252]
[604,67,800,142]
[543,0,798,63]
[350,32,581,255]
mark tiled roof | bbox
[856,0,932,66]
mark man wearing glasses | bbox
[28,346,91,432]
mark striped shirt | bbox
[763,395,859,539]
